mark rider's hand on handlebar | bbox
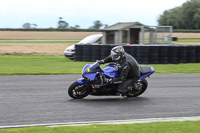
[97,60,104,65]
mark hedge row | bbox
[1,28,200,33]
[173,29,200,33]
[0,28,100,32]
[74,44,200,64]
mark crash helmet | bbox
[110,46,125,61]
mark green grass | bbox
[0,41,79,43]
[173,39,200,43]
[0,55,89,75]
[149,63,200,73]
[144,39,200,44]
[0,55,199,75]
[1,121,200,133]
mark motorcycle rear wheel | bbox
[127,79,148,97]
[68,81,91,99]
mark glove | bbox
[97,60,104,64]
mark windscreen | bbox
[78,34,103,44]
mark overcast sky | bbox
[0,0,188,29]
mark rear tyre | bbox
[68,81,91,99]
[127,79,148,97]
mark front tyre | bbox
[68,81,91,99]
[127,79,148,97]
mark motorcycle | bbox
[68,62,155,99]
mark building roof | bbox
[103,22,143,31]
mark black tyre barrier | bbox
[74,44,200,64]
[159,46,168,64]
[196,45,200,63]
[130,46,137,59]
[187,45,196,63]
[149,46,159,64]
[136,46,149,64]
[178,45,187,63]
[74,45,83,61]
[100,45,113,59]
[123,45,132,55]
[168,46,178,64]
[82,44,92,62]
[172,37,178,41]
[100,45,109,59]
[91,44,102,62]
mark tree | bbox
[58,17,69,29]
[193,8,200,29]
[32,24,38,28]
[104,24,109,28]
[22,23,31,29]
[70,25,80,29]
[158,0,200,29]
[22,23,38,29]
[89,20,103,29]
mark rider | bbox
[98,46,140,95]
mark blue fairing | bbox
[83,73,98,81]
[81,62,118,81]
[82,62,103,81]
[77,78,87,84]
[82,64,90,73]
[103,65,119,78]
[80,62,154,83]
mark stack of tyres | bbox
[187,45,196,63]
[82,44,92,62]
[130,46,137,59]
[168,46,178,64]
[91,44,102,62]
[136,46,149,64]
[159,46,168,64]
[178,45,188,63]
[149,46,159,64]
[134,45,140,62]
[196,45,200,63]
[123,45,132,55]
[74,45,83,61]
[101,45,112,59]
[74,44,199,64]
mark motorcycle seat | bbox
[140,66,152,75]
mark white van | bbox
[64,34,103,59]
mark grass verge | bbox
[0,55,199,75]
[173,39,200,43]
[0,121,200,133]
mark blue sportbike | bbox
[68,62,155,99]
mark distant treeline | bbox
[173,29,200,33]
[0,28,200,33]
[0,28,101,32]
[158,0,200,29]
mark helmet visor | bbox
[111,51,120,61]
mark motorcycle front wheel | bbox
[68,81,91,99]
[127,78,148,97]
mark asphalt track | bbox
[0,74,200,127]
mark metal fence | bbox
[141,26,173,44]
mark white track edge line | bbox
[1,116,200,129]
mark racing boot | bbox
[118,87,128,97]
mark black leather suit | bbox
[103,53,140,93]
